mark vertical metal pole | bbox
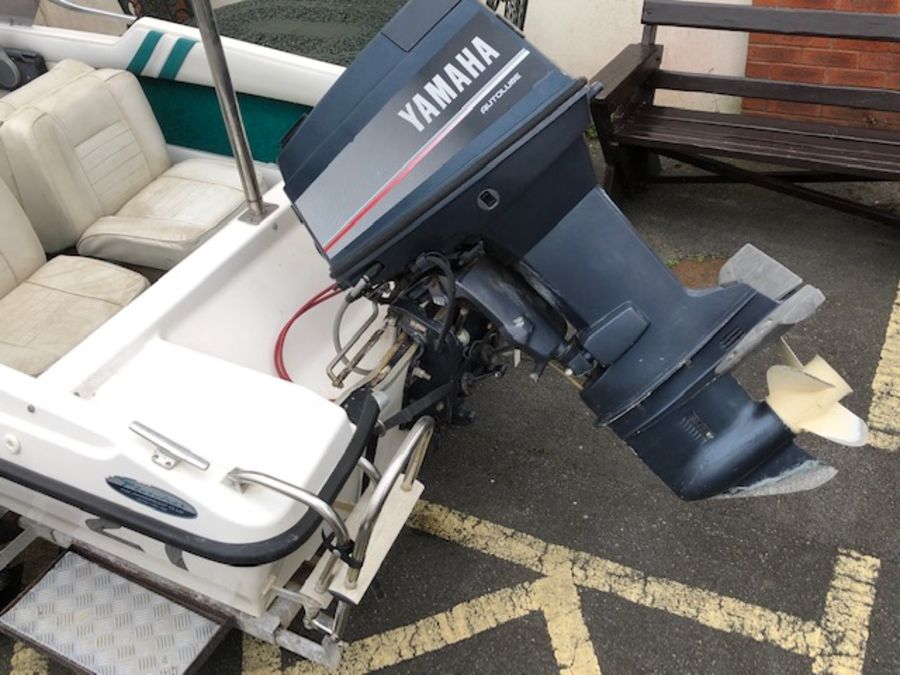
[191,0,266,220]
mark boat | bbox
[0,0,868,671]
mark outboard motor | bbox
[280,0,866,499]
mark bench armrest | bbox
[591,44,663,109]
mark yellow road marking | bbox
[2,503,880,675]
[530,574,601,674]
[287,576,600,675]
[242,633,283,675]
[9,642,48,675]
[868,277,900,451]
[245,501,881,673]
[411,501,880,674]
[813,549,881,674]
[287,583,536,675]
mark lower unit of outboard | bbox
[280,0,865,500]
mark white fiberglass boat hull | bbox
[0,184,409,616]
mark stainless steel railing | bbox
[225,469,353,548]
[346,415,434,588]
[191,0,268,221]
[226,415,434,593]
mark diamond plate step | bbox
[0,552,227,675]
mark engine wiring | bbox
[275,254,461,385]
[414,253,457,352]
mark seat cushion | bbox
[77,158,264,270]
[0,255,148,376]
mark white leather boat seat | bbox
[0,59,95,202]
[0,63,263,270]
[0,179,148,376]
[0,59,93,115]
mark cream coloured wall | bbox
[521,0,752,113]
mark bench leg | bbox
[622,147,661,188]
[598,140,659,201]
[602,162,624,202]
[592,100,659,200]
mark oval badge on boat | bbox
[106,476,198,519]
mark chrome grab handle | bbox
[46,0,135,23]
[356,457,382,484]
[224,469,351,547]
[346,416,434,589]
[130,421,210,471]
[224,417,433,594]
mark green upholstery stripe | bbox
[127,30,164,75]
[158,38,197,81]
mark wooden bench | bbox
[590,0,900,227]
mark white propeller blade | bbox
[776,338,804,369]
[802,403,868,447]
[766,339,868,447]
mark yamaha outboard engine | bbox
[280,0,866,500]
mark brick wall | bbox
[743,0,900,129]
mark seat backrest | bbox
[0,68,171,252]
[0,114,14,201]
[1,59,94,110]
[0,59,95,203]
[0,178,45,299]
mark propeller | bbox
[766,339,868,447]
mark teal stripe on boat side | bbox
[127,30,164,75]
[158,37,197,80]
[137,77,311,163]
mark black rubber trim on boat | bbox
[0,392,381,567]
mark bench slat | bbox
[652,71,900,113]
[617,106,900,179]
[633,106,900,146]
[642,0,900,41]
[622,115,900,164]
